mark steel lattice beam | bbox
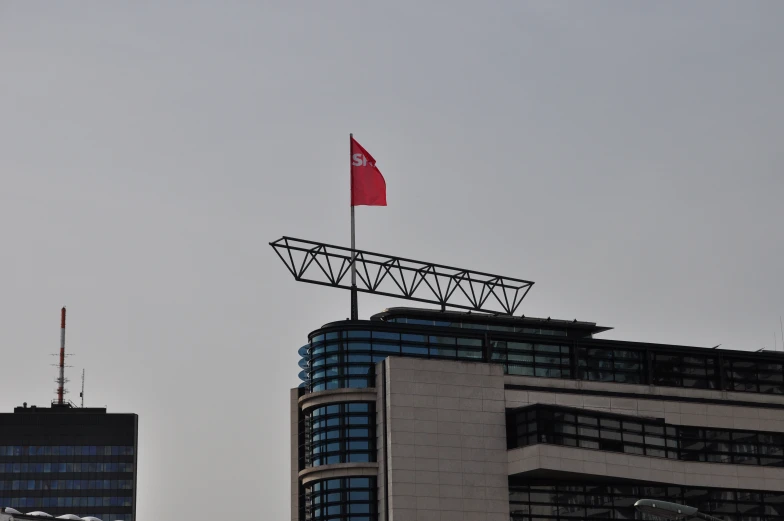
[270,237,534,315]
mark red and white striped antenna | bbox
[55,307,70,406]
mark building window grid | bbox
[304,477,376,521]
[305,330,483,392]
[509,405,784,467]
[0,462,134,473]
[0,496,133,508]
[302,327,784,396]
[493,342,572,379]
[509,480,784,521]
[0,479,133,490]
[577,347,645,385]
[304,402,375,468]
[0,446,135,457]
[727,360,784,394]
[651,353,718,390]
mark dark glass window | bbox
[303,327,485,391]
[305,477,377,521]
[381,314,568,336]
[578,347,644,384]
[507,404,784,467]
[652,353,718,389]
[304,402,375,468]
[510,479,784,521]
[725,358,784,394]
[495,342,572,379]
[302,326,784,396]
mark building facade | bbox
[291,307,784,521]
[0,406,138,521]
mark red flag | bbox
[351,137,387,206]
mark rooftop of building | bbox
[371,306,613,337]
[313,306,784,361]
[12,404,107,415]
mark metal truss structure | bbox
[270,237,535,316]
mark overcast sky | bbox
[1,2,783,520]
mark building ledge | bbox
[504,375,784,408]
[298,462,378,485]
[508,444,784,492]
[298,388,377,412]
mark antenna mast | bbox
[80,369,85,408]
[56,307,67,405]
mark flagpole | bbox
[350,133,358,321]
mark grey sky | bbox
[1,2,783,519]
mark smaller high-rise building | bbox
[0,404,138,521]
[0,308,138,521]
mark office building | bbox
[0,405,138,521]
[291,306,784,521]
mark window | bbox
[507,404,784,467]
[497,342,571,379]
[652,353,718,389]
[726,358,784,394]
[302,327,784,396]
[510,479,784,521]
[305,402,375,468]
[578,347,644,384]
[305,477,376,521]
[302,327,486,391]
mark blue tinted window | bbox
[431,347,457,358]
[402,345,428,355]
[372,331,399,341]
[305,402,375,468]
[372,343,400,354]
[305,477,376,521]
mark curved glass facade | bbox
[304,476,376,521]
[300,320,784,395]
[305,402,375,468]
[303,329,484,392]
